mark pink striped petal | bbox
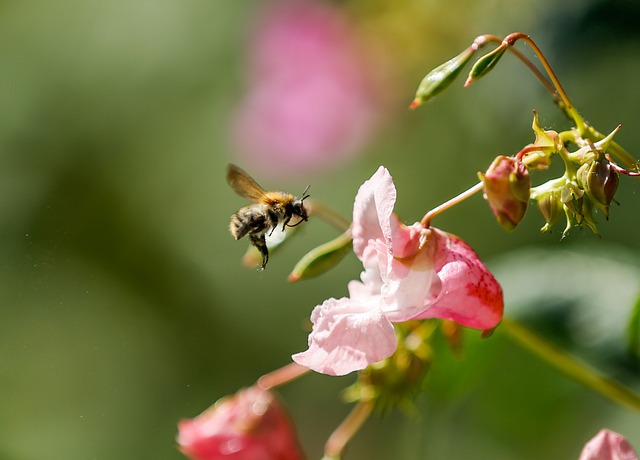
[414,229,503,330]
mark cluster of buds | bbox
[481,114,628,236]
[412,32,639,237]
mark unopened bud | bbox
[410,46,476,108]
[288,231,352,282]
[480,156,530,231]
[465,44,508,86]
[536,189,563,233]
[177,387,303,460]
[558,182,600,237]
[577,159,619,217]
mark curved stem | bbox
[421,181,484,228]
[324,401,375,459]
[479,34,559,102]
[503,33,585,133]
[307,199,351,232]
[501,318,640,412]
[257,362,310,391]
[516,144,555,162]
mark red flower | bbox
[177,387,303,460]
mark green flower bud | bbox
[577,159,619,217]
[410,46,476,108]
[556,181,600,237]
[288,231,352,282]
[480,156,531,231]
[536,189,563,233]
[465,44,508,86]
[575,198,600,236]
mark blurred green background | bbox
[1,0,639,458]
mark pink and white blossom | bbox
[579,429,638,460]
[293,166,503,376]
[177,387,303,460]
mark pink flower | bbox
[579,429,638,460]
[177,387,303,460]
[232,0,384,177]
[292,166,503,376]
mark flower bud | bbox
[464,44,507,86]
[577,159,619,217]
[288,230,352,282]
[410,45,476,108]
[480,156,530,231]
[578,429,638,460]
[536,189,563,233]
[177,387,303,460]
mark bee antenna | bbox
[301,185,311,200]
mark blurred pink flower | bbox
[579,429,638,460]
[292,167,503,376]
[232,0,384,177]
[177,387,303,460]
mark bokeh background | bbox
[1,0,640,458]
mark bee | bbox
[227,164,310,269]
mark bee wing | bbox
[226,164,268,202]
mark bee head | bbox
[291,185,310,222]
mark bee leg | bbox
[267,211,280,236]
[249,233,269,269]
[281,215,291,231]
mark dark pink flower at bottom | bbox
[177,387,303,460]
[579,429,638,460]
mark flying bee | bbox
[227,164,310,269]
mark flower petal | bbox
[381,236,441,322]
[389,219,423,259]
[177,387,303,460]
[579,429,638,460]
[352,166,396,258]
[414,229,503,330]
[292,297,397,376]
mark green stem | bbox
[501,318,640,411]
[307,199,351,232]
[324,401,375,459]
[421,181,484,228]
[502,33,587,134]
[480,34,559,103]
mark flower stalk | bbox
[257,362,310,391]
[501,318,640,412]
[323,401,375,460]
[420,181,484,227]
